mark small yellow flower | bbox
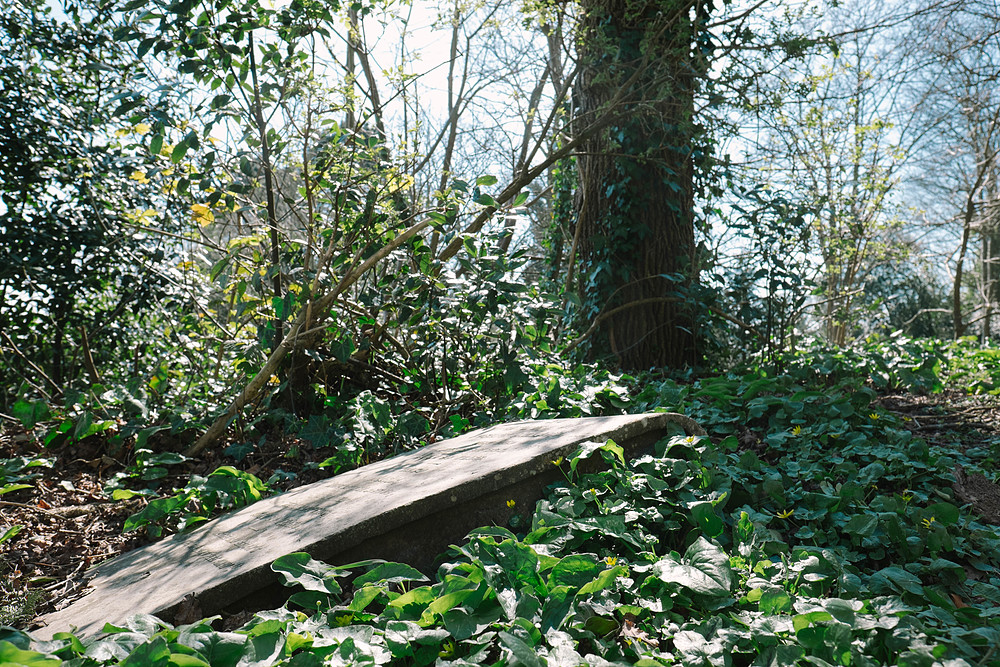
[776,509,795,519]
[791,425,802,436]
[922,516,936,529]
[551,456,564,466]
[605,556,618,566]
[506,499,516,508]
[869,412,880,420]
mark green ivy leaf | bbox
[690,501,725,538]
[0,641,61,667]
[120,635,170,667]
[759,588,792,615]
[353,562,429,587]
[271,553,347,595]
[652,537,733,597]
[11,399,49,429]
[548,553,602,588]
[498,631,544,667]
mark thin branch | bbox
[184,216,434,457]
[0,330,58,399]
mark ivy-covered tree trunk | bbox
[573,0,706,370]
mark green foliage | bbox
[0,0,189,403]
[23,348,1000,665]
[117,466,269,537]
[713,187,816,364]
[7,381,190,454]
[0,456,53,496]
[773,335,1000,396]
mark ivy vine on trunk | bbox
[573,0,712,370]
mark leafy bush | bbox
[113,466,270,538]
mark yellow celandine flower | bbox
[791,425,802,436]
[605,556,617,566]
[922,516,936,529]
[506,499,516,508]
[869,412,880,420]
[777,509,795,519]
[551,456,563,466]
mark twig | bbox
[79,326,103,385]
[0,330,59,399]
[0,500,73,521]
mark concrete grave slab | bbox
[33,412,702,640]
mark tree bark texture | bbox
[574,0,703,370]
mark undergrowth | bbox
[5,337,1000,665]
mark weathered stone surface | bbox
[33,412,699,640]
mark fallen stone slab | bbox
[32,412,702,640]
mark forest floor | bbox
[3,388,1000,634]
[0,426,335,631]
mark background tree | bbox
[905,1,1000,339]
[569,0,710,370]
[746,1,925,346]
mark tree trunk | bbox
[980,178,1000,341]
[573,0,702,370]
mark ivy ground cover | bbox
[5,369,1000,666]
